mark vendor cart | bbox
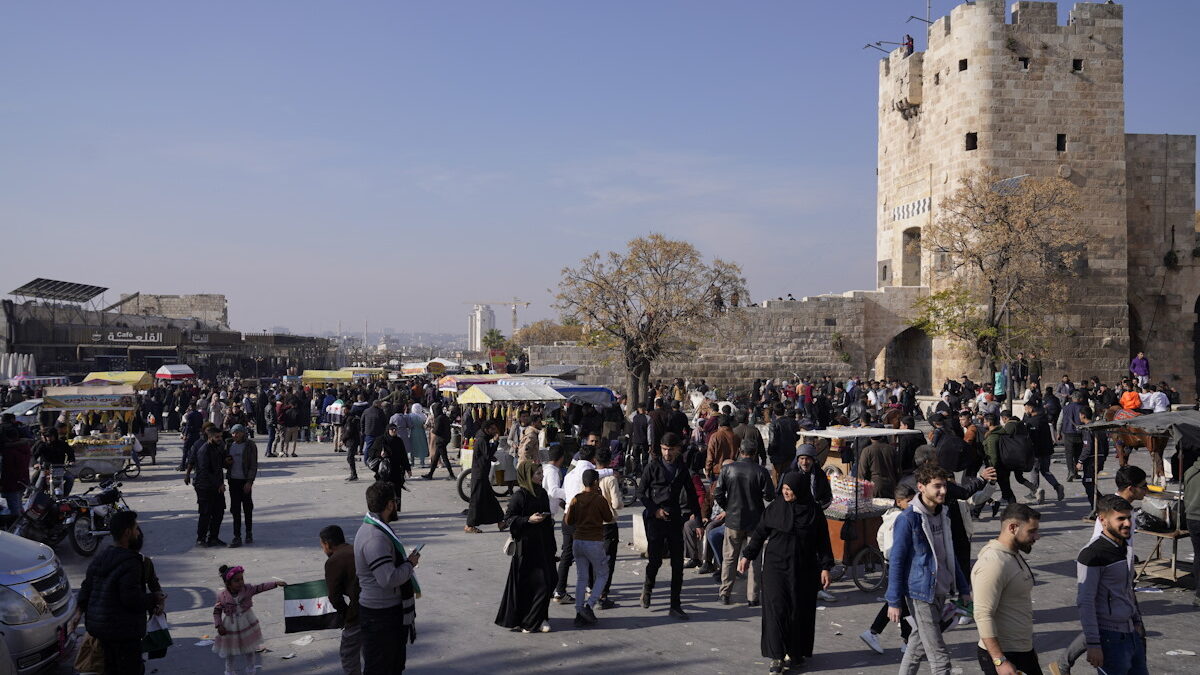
[801,426,925,592]
[455,383,565,502]
[1084,410,1200,586]
[42,384,143,481]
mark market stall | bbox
[800,427,925,571]
[42,385,142,481]
[83,370,155,390]
[154,364,196,381]
[300,369,354,385]
[5,374,71,388]
[455,384,565,502]
[1084,409,1200,585]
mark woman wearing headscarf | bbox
[465,418,506,533]
[407,403,430,467]
[739,472,834,674]
[495,460,558,633]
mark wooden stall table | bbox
[826,512,883,564]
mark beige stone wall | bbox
[1125,134,1200,390]
[120,293,229,327]
[877,0,1132,386]
[529,287,930,393]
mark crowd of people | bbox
[3,353,1200,675]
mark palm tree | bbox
[481,328,506,350]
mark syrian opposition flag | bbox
[283,580,344,633]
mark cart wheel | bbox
[851,547,887,593]
[77,467,97,482]
[119,464,141,480]
[457,472,472,502]
[495,483,513,498]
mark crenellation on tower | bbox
[875,0,1198,392]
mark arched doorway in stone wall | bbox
[902,227,922,286]
[883,326,932,392]
[1129,303,1144,359]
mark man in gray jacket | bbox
[225,424,258,548]
[355,481,421,673]
[1074,494,1146,675]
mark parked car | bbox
[0,530,76,674]
[0,399,44,437]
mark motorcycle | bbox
[8,469,130,556]
[69,479,132,556]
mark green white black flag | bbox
[283,579,343,633]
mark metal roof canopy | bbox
[10,278,108,304]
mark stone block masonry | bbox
[119,293,229,328]
[529,287,927,394]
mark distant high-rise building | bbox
[468,304,496,352]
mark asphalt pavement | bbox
[46,435,1199,674]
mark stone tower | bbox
[875,0,1198,392]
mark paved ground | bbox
[46,435,1198,675]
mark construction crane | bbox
[463,298,531,336]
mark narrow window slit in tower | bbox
[1072,59,1083,72]
[965,132,978,151]
[1057,134,1067,152]
[959,59,968,71]
[1019,57,1030,70]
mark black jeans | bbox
[870,601,911,641]
[555,522,575,596]
[427,440,453,477]
[347,442,360,477]
[228,479,253,538]
[359,605,409,674]
[644,516,685,606]
[1063,433,1084,474]
[976,646,1043,675]
[101,638,144,675]
[995,466,1017,504]
[195,487,225,542]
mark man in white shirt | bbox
[541,445,568,519]
[1146,386,1170,413]
[554,443,614,605]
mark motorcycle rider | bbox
[32,426,76,497]
[2,421,34,524]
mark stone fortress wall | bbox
[533,1,1199,396]
[119,293,229,328]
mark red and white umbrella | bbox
[155,364,196,380]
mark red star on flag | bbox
[298,603,304,611]
[317,601,323,610]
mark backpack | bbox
[932,429,969,472]
[998,423,1036,472]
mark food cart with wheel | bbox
[1084,409,1200,586]
[800,426,925,592]
[454,383,566,502]
[42,385,143,481]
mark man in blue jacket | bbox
[886,464,972,675]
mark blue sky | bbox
[3,1,1196,335]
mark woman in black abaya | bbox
[739,471,834,674]
[495,461,559,633]
[465,418,505,533]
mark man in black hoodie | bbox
[360,399,388,465]
[75,510,163,675]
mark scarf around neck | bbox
[363,513,421,597]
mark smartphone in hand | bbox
[411,543,425,555]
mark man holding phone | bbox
[355,481,421,673]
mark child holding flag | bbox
[213,564,287,675]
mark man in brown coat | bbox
[321,525,362,675]
[858,437,899,502]
[705,415,739,479]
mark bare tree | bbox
[911,170,1086,375]
[510,319,584,347]
[556,234,747,411]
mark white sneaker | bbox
[540,620,551,633]
[818,590,837,602]
[859,630,884,654]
